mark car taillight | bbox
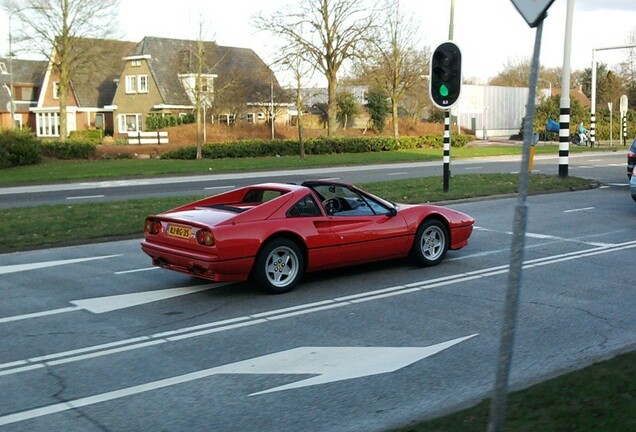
[196,228,215,246]
[145,218,162,235]
[629,150,635,158]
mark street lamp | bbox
[5,10,18,128]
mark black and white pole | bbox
[558,0,574,178]
[624,115,627,146]
[558,106,570,178]
[590,49,597,147]
[443,111,451,192]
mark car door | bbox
[322,187,411,264]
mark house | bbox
[0,57,47,129]
[32,38,137,138]
[109,36,285,138]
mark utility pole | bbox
[558,0,574,178]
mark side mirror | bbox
[387,206,397,217]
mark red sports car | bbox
[141,180,474,293]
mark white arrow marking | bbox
[226,334,479,395]
[70,284,221,313]
[1,284,224,323]
[0,335,477,426]
[0,255,122,276]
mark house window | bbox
[138,75,148,93]
[219,114,235,125]
[95,113,104,129]
[13,114,22,129]
[36,112,60,137]
[53,81,60,99]
[246,113,255,123]
[119,113,142,132]
[131,59,141,67]
[0,62,7,74]
[125,75,137,94]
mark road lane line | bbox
[65,194,106,200]
[0,255,122,275]
[564,207,595,213]
[204,185,234,190]
[1,240,634,380]
[0,306,81,324]
[114,267,159,274]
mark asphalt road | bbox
[0,150,630,208]
[0,153,634,431]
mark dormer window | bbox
[131,59,141,67]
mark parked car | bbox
[628,138,636,179]
[141,180,475,293]
[631,167,636,202]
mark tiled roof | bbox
[67,38,137,107]
[128,37,279,105]
[0,57,47,108]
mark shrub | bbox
[68,129,103,144]
[0,128,41,168]
[41,140,97,159]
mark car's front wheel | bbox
[253,238,304,294]
[411,219,449,266]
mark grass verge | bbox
[0,173,592,252]
[0,145,606,186]
[393,350,636,432]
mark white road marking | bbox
[564,207,595,213]
[0,335,477,426]
[0,284,225,323]
[474,225,609,247]
[386,172,408,176]
[65,194,105,200]
[0,255,122,276]
[463,166,482,170]
[204,185,234,190]
[114,267,159,274]
[1,241,635,380]
[607,183,629,187]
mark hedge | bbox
[161,134,473,160]
[0,128,41,168]
[41,140,97,159]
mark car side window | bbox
[286,194,323,217]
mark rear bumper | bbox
[140,241,253,282]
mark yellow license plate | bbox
[167,225,192,239]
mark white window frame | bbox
[53,81,60,99]
[131,59,141,67]
[118,113,142,133]
[125,75,137,94]
[36,112,60,137]
[138,75,148,93]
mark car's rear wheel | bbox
[411,219,449,266]
[253,238,304,294]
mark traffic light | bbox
[429,41,462,109]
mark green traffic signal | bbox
[429,41,462,108]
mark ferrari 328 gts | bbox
[141,180,475,293]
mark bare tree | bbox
[255,0,378,136]
[4,0,120,140]
[282,53,314,159]
[359,0,429,138]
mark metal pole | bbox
[559,0,574,178]
[449,0,455,40]
[8,12,15,129]
[443,111,450,192]
[443,0,454,192]
[487,17,544,432]
[590,49,597,147]
[270,79,274,140]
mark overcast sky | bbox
[2,0,636,86]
